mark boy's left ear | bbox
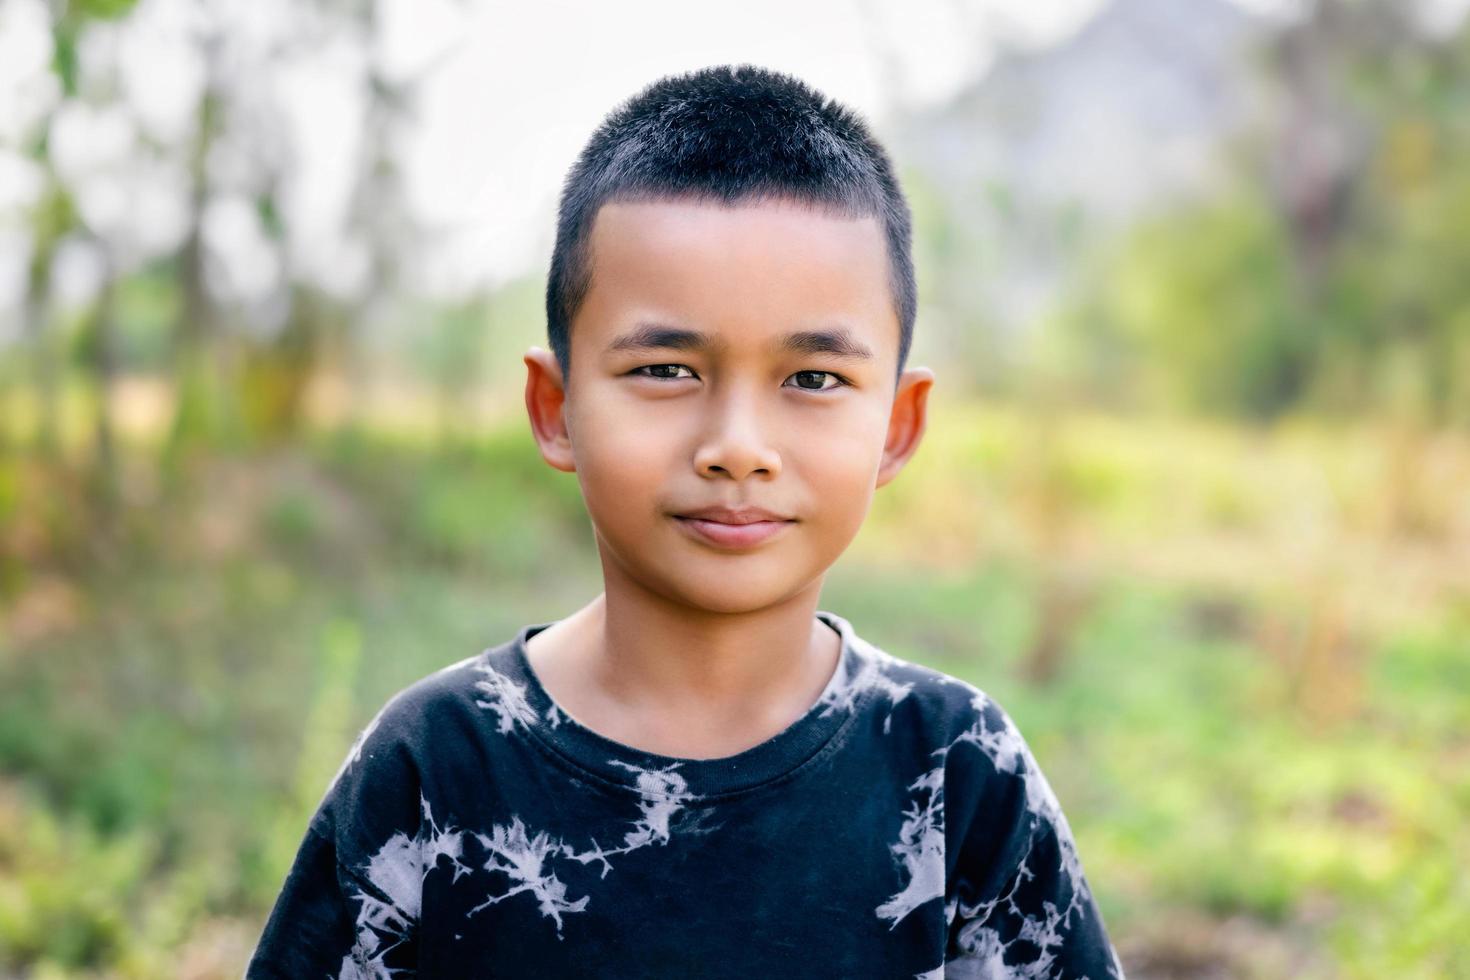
[876,367,935,489]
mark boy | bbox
[248,64,1124,979]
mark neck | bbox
[602,595,834,714]
[538,570,839,728]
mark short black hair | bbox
[545,63,916,389]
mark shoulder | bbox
[839,621,1064,825]
[838,623,1011,740]
[339,651,488,769]
[313,648,499,826]
[299,645,516,872]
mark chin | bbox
[657,565,810,615]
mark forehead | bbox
[575,197,896,360]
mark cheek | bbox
[570,400,669,507]
[791,420,885,525]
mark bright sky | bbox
[5,0,1458,332]
[301,0,1121,297]
[0,0,1113,325]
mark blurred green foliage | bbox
[2,0,1469,975]
[1075,195,1315,420]
[0,407,1465,976]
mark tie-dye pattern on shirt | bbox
[248,610,1124,980]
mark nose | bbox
[692,386,782,480]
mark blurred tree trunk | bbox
[240,285,334,444]
[24,237,59,459]
[1017,395,1098,686]
[1023,564,1097,687]
[22,156,76,462]
[164,82,224,472]
[338,0,458,435]
[87,248,119,517]
[343,77,408,432]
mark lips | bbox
[671,507,795,549]
[672,505,794,525]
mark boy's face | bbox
[524,198,933,615]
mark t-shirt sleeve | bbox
[246,694,427,979]
[246,823,397,979]
[944,697,1126,980]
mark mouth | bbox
[671,515,796,549]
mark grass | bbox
[0,397,1466,977]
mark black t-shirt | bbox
[247,609,1125,979]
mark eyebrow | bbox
[605,323,875,361]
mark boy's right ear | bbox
[523,347,577,473]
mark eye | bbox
[628,364,850,391]
[785,370,849,392]
[630,364,697,381]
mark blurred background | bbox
[1,0,1468,975]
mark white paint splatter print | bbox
[251,615,1123,978]
[455,761,705,939]
[607,760,697,851]
[888,685,1123,980]
[336,797,468,979]
[944,829,1075,979]
[467,816,591,936]
[944,691,1099,940]
[946,863,1125,980]
[948,692,1064,827]
[876,765,948,928]
[819,633,914,732]
[452,655,722,939]
[471,661,542,734]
